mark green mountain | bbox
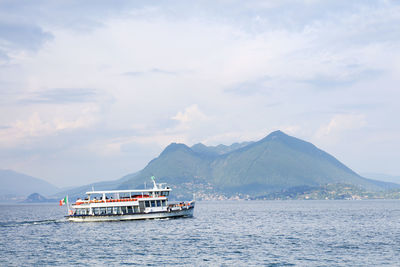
[114,130,398,198]
[57,130,400,200]
[210,130,381,193]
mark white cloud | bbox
[171,104,208,124]
[0,107,99,148]
[315,114,367,140]
[1,1,400,185]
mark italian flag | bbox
[59,196,67,206]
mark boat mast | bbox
[151,176,157,189]
[66,195,71,215]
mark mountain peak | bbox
[269,130,286,137]
[160,143,192,155]
[191,143,207,149]
[260,130,289,142]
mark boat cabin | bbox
[71,182,172,216]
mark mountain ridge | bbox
[54,130,400,200]
[6,131,399,202]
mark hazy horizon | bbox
[1,1,399,187]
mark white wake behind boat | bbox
[61,177,195,222]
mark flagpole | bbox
[66,195,69,215]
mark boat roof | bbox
[86,188,171,195]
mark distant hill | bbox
[0,170,59,201]
[58,130,400,200]
[23,193,57,203]
[53,172,139,200]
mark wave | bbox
[0,218,66,227]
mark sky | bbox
[0,0,399,187]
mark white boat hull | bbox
[66,207,194,222]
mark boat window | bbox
[156,200,161,207]
[151,200,156,207]
[134,206,139,213]
[165,191,169,196]
[161,200,166,207]
[145,201,150,208]
[107,207,112,214]
[127,206,133,214]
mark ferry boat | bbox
[61,177,195,222]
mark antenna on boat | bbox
[151,176,157,189]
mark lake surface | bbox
[1,200,400,266]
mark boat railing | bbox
[72,194,168,205]
[166,201,194,211]
[168,201,193,208]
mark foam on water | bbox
[0,219,66,227]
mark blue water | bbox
[1,200,400,266]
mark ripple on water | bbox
[0,200,400,265]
